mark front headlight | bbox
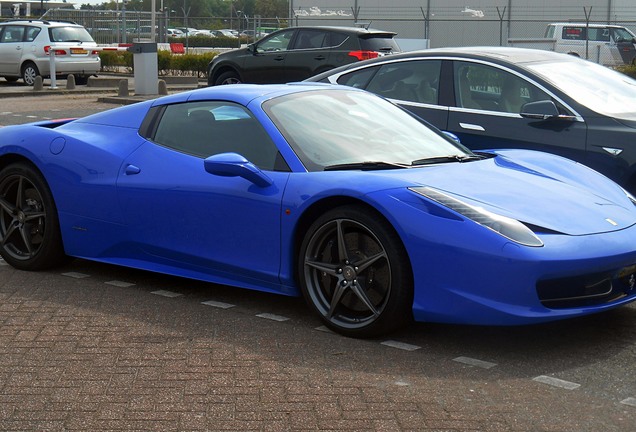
[409,186,544,247]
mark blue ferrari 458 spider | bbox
[2,83,636,337]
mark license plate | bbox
[70,48,87,54]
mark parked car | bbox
[166,28,184,37]
[215,29,238,38]
[509,23,636,66]
[0,19,100,85]
[2,84,636,337]
[207,26,400,86]
[308,46,636,192]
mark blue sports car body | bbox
[2,83,636,337]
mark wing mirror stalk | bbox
[204,153,273,187]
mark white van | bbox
[509,23,636,66]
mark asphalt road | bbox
[1,89,636,431]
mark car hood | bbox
[376,150,636,236]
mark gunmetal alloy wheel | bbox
[299,206,413,338]
[215,71,241,85]
[22,63,39,86]
[0,164,66,270]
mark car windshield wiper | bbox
[411,154,484,166]
[323,161,410,171]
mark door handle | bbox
[314,55,326,60]
[124,164,141,175]
[459,122,485,132]
[274,56,284,61]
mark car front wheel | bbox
[299,205,413,338]
[0,163,67,270]
[21,63,40,86]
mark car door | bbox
[284,29,333,81]
[243,28,295,83]
[446,60,588,162]
[334,59,449,130]
[0,25,26,75]
[117,101,290,288]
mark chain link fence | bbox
[7,5,636,57]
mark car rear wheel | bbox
[215,71,241,85]
[299,205,413,338]
[0,163,67,270]
[21,62,40,86]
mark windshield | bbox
[49,26,95,43]
[528,60,636,121]
[263,89,470,171]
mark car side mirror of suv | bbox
[247,43,256,53]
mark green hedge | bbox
[615,65,636,79]
[168,35,246,49]
[99,50,217,77]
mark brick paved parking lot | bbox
[1,89,636,431]
[2,257,636,431]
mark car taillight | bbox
[348,50,380,61]
[44,46,67,56]
[91,50,99,55]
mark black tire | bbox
[215,70,241,86]
[74,75,89,85]
[21,62,40,86]
[3,76,19,83]
[0,163,67,270]
[298,205,413,338]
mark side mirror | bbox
[247,43,256,53]
[204,153,273,187]
[520,100,560,120]
[442,131,461,144]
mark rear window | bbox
[49,26,95,43]
[359,35,400,53]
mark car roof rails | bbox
[2,19,79,25]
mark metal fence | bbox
[36,9,287,45]
[7,7,636,55]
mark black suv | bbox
[207,26,399,86]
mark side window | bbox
[25,26,41,42]
[0,25,25,43]
[454,62,551,113]
[562,27,585,40]
[337,66,380,89]
[325,31,348,48]
[152,101,287,171]
[256,30,294,53]
[293,29,327,50]
[588,28,610,42]
[365,60,441,104]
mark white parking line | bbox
[315,325,334,333]
[256,313,289,322]
[105,280,135,288]
[62,272,90,279]
[201,300,235,309]
[380,340,421,351]
[453,356,497,369]
[151,290,182,298]
[533,375,581,390]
